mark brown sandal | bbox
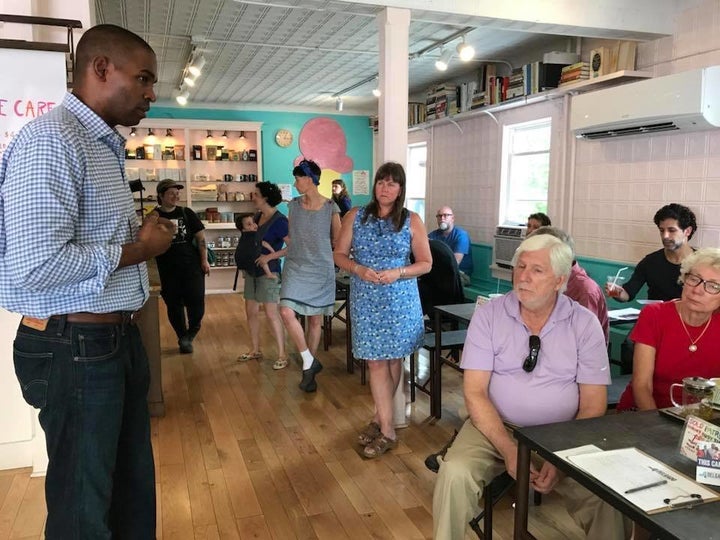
[363,434,397,459]
[357,422,381,446]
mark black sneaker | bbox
[424,429,458,473]
[179,335,193,354]
[299,358,323,392]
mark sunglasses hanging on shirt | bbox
[523,335,541,373]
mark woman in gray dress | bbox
[279,159,341,392]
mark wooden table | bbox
[513,411,720,540]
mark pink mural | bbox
[294,117,353,172]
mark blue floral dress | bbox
[350,208,424,360]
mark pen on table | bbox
[624,480,668,494]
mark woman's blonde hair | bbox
[679,248,720,283]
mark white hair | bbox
[512,234,573,293]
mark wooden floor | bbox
[0,293,585,539]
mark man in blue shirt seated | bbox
[428,206,474,286]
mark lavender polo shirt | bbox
[460,291,610,427]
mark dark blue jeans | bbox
[13,317,156,539]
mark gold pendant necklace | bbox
[677,306,712,353]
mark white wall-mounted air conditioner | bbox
[571,66,720,140]
[493,225,526,268]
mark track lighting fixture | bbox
[176,90,190,106]
[435,48,452,71]
[166,129,173,137]
[335,97,344,112]
[222,130,228,139]
[239,131,246,139]
[188,55,206,77]
[206,130,213,139]
[456,37,475,62]
[183,74,197,87]
[147,128,155,137]
[130,127,136,137]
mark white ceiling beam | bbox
[346,0,689,38]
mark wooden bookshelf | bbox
[408,70,652,133]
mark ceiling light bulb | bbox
[176,91,189,106]
[435,48,452,71]
[188,55,206,77]
[335,97,343,112]
[457,39,475,62]
[372,87,381,97]
[206,130,213,139]
[183,74,197,87]
[130,127,136,137]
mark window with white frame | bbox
[406,142,427,221]
[499,118,551,225]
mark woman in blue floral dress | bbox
[333,162,431,458]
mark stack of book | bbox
[559,61,591,86]
[426,83,458,121]
[408,102,426,126]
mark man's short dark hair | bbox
[74,24,153,84]
[653,203,697,240]
[528,212,551,226]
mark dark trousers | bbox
[160,268,205,339]
[13,317,156,539]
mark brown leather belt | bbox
[51,311,140,325]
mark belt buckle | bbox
[122,311,137,325]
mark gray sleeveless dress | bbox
[280,197,339,316]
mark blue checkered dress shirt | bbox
[0,93,149,317]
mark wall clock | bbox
[275,128,293,147]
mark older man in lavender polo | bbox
[432,234,630,539]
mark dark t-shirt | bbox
[154,206,205,275]
[622,248,685,301]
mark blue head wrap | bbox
[299,160,320,185]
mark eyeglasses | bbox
[683,272,720,295]
[436,213,453,218]
[522,335,541,373]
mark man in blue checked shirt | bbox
[0,25,173,539]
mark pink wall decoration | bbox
[295,117,354,172]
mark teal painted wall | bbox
[147,107,374,209]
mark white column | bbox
[376,7,410,168]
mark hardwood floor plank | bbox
[205,468,241,540]
[308,510,350,540]
[0,474,30,539]
[247,468,297,540]
[159,463,194,540]
[9,476,44,539]
[177,408,217,528]
[236,514,272,540]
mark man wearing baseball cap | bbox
[153,179,210,353]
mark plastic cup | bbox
[606,275,627,298]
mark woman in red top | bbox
[617,248,720,410]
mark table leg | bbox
[513,440,537,540]
[432,308,442,419]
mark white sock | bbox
[300,350,314,370]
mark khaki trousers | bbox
[432,419,631,540]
